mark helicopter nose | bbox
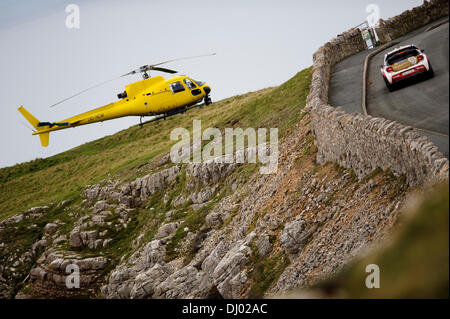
[203,86,211,95]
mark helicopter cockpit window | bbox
[183,78,197,90]
[193,80,205,87]
[170,81,185,93]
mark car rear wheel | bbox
[427,63,435,79]
[383,77,395,92]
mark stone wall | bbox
[375,0,449,43]
[306,0,449,186]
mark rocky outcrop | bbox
[98,117,412,299]
[124,166,181,202]
[0,206,50,298]
[84,166,182,205]
[271,198,403,293]
[209,234,255,298]
[102,229,256,299]
[83,162,237,209]
[102,239,169,298]
[186,161,237,187]
[28,250,109,298]
[0,206,48,231]
[68,205,129,250]
[173,186,217,208]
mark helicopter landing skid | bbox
[138,102,206,128]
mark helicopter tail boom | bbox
[18,106,50,147]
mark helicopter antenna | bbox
[48,52,216,108]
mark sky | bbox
[0,0,422,168]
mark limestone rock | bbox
[69,227,83,248]
[256,234,271,257]
[44,223,58,234]
[93,201,112,214]
[154,222,180,239]
[280,219,316,255]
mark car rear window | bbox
[386,49,419,65]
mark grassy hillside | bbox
[0,67,312,221]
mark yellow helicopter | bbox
[18,53,215,147]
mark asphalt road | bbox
[329,18,449,158]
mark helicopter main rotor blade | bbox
[124,53,216,76]
[151,53,216,67]
[49,76,120,108]
[121,68,145,77]
[121,66,178,76]
[150,67,177,74]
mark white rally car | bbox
[380,44,434,91]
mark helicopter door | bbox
[169,81,190,108]
[148,86,175,114]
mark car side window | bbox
[183,78,197,90]
[170,81,185,93]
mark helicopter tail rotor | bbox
[17,106,50,147]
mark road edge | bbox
[424,17,449,32]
